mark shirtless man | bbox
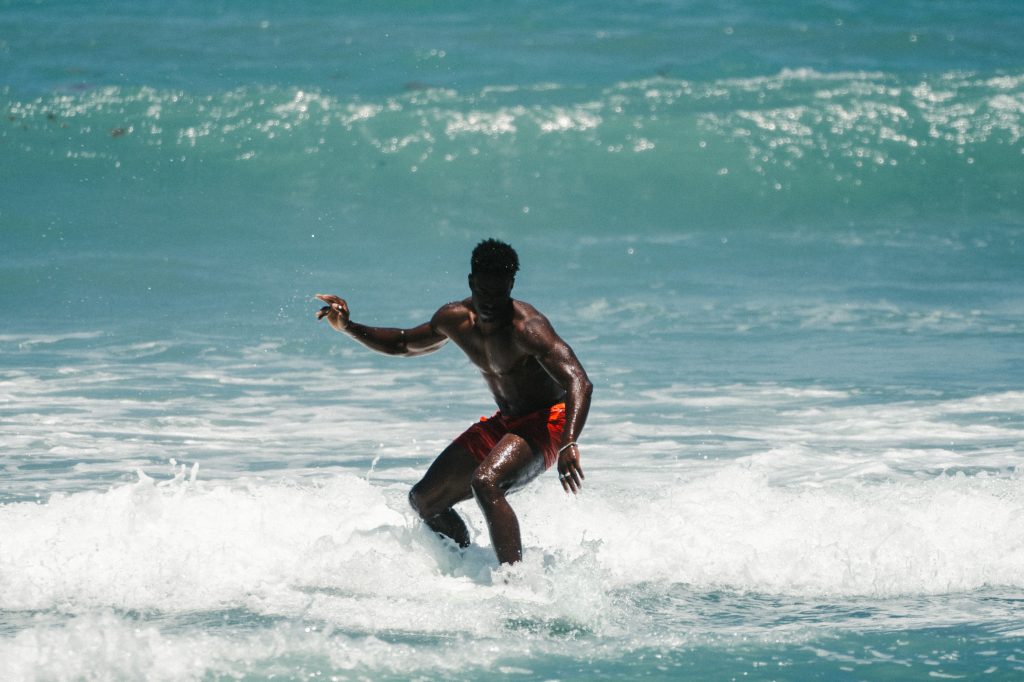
[316,239,592,565]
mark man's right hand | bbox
[315,294,350,331]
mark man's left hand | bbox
[557,444,584,494]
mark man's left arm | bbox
[524,317,593,493]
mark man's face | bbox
[469,272,514,323]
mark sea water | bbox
[2,0,1023,679]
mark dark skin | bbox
[316,271,592,564]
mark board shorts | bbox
[453,402,566,470]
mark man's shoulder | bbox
[438,298,472,315]
[513,299,550,326]
[512,300,558,346]
[432,299,472,328]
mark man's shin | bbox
[426,508,471,548]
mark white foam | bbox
[2,445,1023,679]
[0,611,514,681]
[0,331,105,348]
[567,466,1024,597]
[2,460,1022,624]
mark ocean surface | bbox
[2,0,1023,679]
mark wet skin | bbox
[316,272,592,564]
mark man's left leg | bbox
[470,433,545,564]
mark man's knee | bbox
[409,480,456,519]
[408,484,430,519]
[470,468,501,505]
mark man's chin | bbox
[478,313,510,325]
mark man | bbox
[316,239,592,565]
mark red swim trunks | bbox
[454,403,566,470]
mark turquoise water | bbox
[2,1,1023,679]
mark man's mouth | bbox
[478,304,503,322]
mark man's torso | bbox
[435,299,565,416]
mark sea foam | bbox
[2,459,1021,629]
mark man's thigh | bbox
[476,433,545,494]
[411,442,480,512]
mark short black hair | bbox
[471,239,520,277]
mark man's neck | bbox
[475,301,514,332]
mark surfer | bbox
[316,239,592,565]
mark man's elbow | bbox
[400,340,443,358]
[576,374,593,400]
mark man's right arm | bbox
[315,293,449,357]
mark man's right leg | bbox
[408,443,480,548]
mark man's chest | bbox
[454,327,529,375]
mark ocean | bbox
[2,0,1023,679]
